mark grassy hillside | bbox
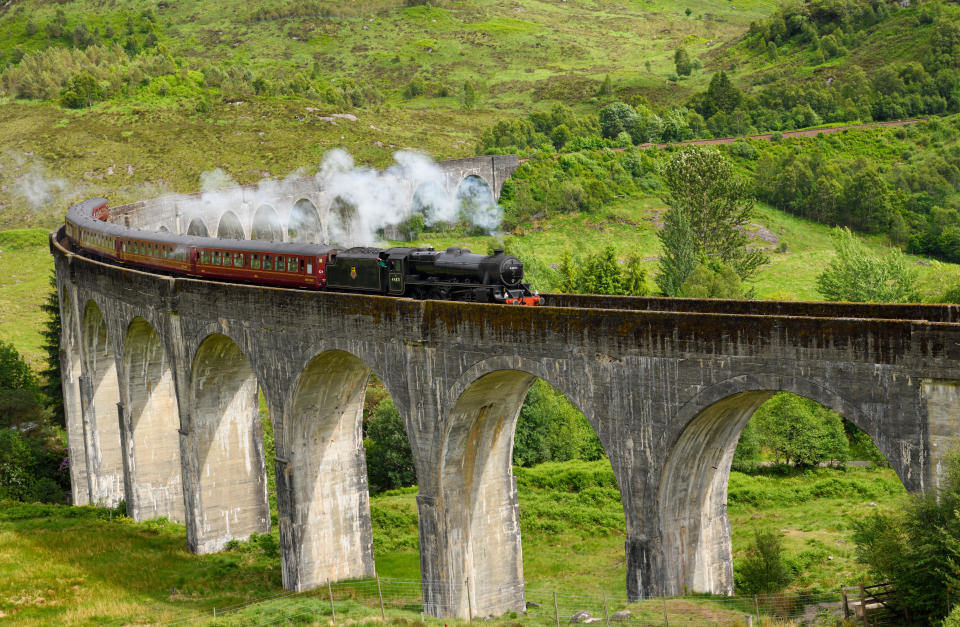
[0,460,905,625]
[0,0,781,228]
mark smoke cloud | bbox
[163,149,502,247]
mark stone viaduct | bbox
[51,155,960,619]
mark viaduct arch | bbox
[52,173,960,620]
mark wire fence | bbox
[142,577,858,627]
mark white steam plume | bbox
[151,149,503,246]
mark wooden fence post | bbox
[662,598,669,627]
[377,574,385,620]
[859,583,868,627]
[602,592,610,627]
[554,591,560,627]
[466,577,473,621]
[328,580,336,622]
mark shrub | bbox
[852,450,960,624]
[60,72,104,108]
[736,529,794,594]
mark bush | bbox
[852,449,960,624]
[736,529,794,594]
[60,72,105,108]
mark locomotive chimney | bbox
[493,248,504,255]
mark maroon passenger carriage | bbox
[64,197,544,305]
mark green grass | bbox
[0,228,54,368]
[0,460,905,624]
[0,0,781,225]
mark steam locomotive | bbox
[63,198,543,305]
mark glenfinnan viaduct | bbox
[52,155,960,619]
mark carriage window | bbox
[263,255,272,271]
[251,255,260,270]
[213,251,221,265]
[307,262,312,274]
[288,257,298,272]
[234,253,244,267]
[139,244,145,255]
[163,247,169,259]
[275,256,283,271]
[300,259,305,272]
[202,251,210,265]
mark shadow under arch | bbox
[281,349,386,591]
[217,211,245,240]
[80,299,125,507]
[188,333,270,553]
[430,357,613,619]
[656,374,885,599]
[187,218,209,238]
[252,204,284,242]
[288,198,321,243]
[60,287,89,505]
[122,316,184,522]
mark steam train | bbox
[63,198,544,305]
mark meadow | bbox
[0,458,905,625]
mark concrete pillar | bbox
[61,343,89,505]
[121,318,184,522]
[420,370,533,619]
[653,391,772,598]
[182,334,269,554]
[923,379,960,492]
[80,302,125,507]
[277,351,375,591]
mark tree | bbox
[737,530,794,594]
[816,227,919,303]
[39,274,64,427]
[0,340,37,392]
[462,80,476,110]
[674,48,692,76]
[703,71,742,117]
[597,74,613,96]
[752,393,849,468]
[658,146,767,284]
[557,246,649,296]
[363,398,416,492]
[679,261,745,298]
[853,450,960,624]
[598,102,638,139]
[656,209,698,296]
[59,72,104,109]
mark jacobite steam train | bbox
[63,197,544,305]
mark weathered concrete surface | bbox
[53,224,960,617]
[121,318,184,522]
